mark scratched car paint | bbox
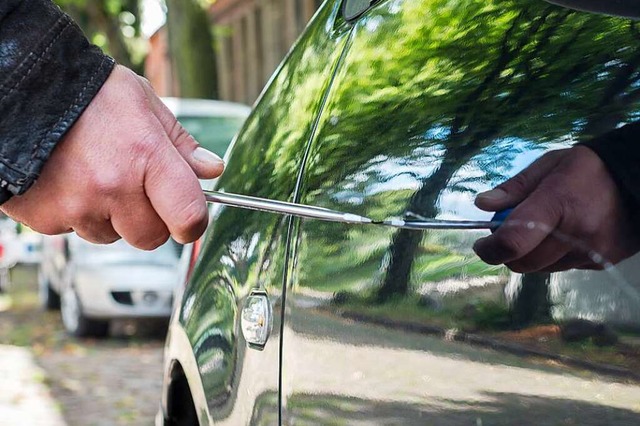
[158,1,640,425]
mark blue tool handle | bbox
[490,208,514,229]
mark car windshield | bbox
[70,237,179,266]
[179,116,246,157]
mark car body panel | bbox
[162,322,215,426]
[163,0,640,424]
[165,1,354,424]
[64,235,179,319]
[282,0,640,423]
[73,264,175,318]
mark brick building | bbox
[146,0,323,105]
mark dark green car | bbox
[158,1,640,424]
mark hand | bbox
[473,146,640,272]
[0,65,224,249]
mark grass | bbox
[332,290,511,331]
[329,289,640,374]
[0,265,164,353]
[0,265,69,352]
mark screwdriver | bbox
[203,190,512,230]
[390,208,514,230]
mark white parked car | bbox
[15,229,43,265]
[40,234,181,337]
[0,218,20,292]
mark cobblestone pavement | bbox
[37,337,164,426]
[0,265,166,426]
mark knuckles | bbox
[86,171,129,199]
[28,222,71,236]
[167,119,193,149]
[170,199,208,244]
[129,127,166,161]
[505,260,537,274]
[500,172,532,197]
[128,231,170,251]
[474,229,530,266]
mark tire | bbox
[38,268,60,310]
[60,285,109,338]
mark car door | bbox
[175,1,354,424]
[282,0,640,424]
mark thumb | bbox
[135,72,225,179]
[475,149,566,212]
[160,115,226,180]
[157,115,225,180]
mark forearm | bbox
[0,0,114,203]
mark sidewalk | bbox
[0,345,67,426]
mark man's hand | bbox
[473,146,640,272]
[0,65,224,249]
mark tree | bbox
[55,0,145,73]
[165,0,218,99]
[280,0,640,314]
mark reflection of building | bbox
[146,27,178,97]
[145,0,323,105]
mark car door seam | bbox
[276,24,359,426]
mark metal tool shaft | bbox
[203,190,373,224]
[383,218,501,230]
[203,190,503,230]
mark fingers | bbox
[143,138,209,244]
[473,188,564,265]
[73,221,120,245]
[475,150,566,212]
[543,255,596,272]
[2,66,216,248]
[137,78,225,180]
[109,194,170,250]
[473,146,640,273]
[504,234,572,273]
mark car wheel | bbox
[60,285,109,338]
[38,268,60,310]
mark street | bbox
[0,265,165,426]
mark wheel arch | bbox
[161,323,213,426]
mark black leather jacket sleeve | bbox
[580,121,640,218]
[0,0,115,204]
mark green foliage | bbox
[192,0,640,327]
[463,301,512,330]
[296,0,640,301]
[54,0,146,71]
[165,0,218,98]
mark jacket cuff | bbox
[0,0,115,203]
[579,122,640,215]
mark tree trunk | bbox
[376,143,483,302]
[166,0,218,99]
[85,1,137,72]
[510,272,552,327]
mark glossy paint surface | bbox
[171,0,640,424]
[176,1,352,424]
[283,0,640,424]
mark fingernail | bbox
[476,188,507,202]
[193,147,224,167]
